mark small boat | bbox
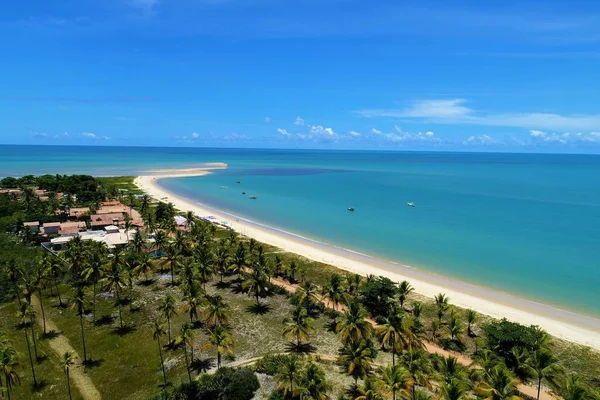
[407,202,416,207]
[249,196,257,200]
[220,185,228,189]
[236,181,241,184]
[347,207,355,212]
[242,191,246,195]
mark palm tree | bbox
[379,364,411,400]
[6,262,23,303]
[179,323,196,380]
[321,274,346,312]
[64,236,85,275]
[101,262,127,329]
[355,377,384,400]
[242,265,269,305]
[526,349,563,400]
[403,348,432,400]
[446,313,464,342]
[45,256,65,306]
[70,285,89,363]
[17,303,37,387]
[282,305,316,349]
[62,351,77,400]
[33,262,48,334]
[140,194,150,215]
[476,365,522,400]
[338,339,374,385]
[434,293,449,322]
[465,309,478,337]
[132,229,146,253]
[158,294,178,343]
[161,247,182,286]
[81,242,106,325]
[0,344,20,400]
[296,281,320,312]
[440,380,470,400]
[553,374,598,400]
[153,230,168,262]
[232,243,246,279]
[276,355,302,400]
[152,319,168,387]
[335,301,373,346]
[214,244,230,282]
[202,294,230,328]
[288,261,298,283]
[181,283,203,323]
[202,325,234,369]
[195,258,213,291]
[133,253,153,282]
[434,356,469,384]
[376,309,412,367]
[345,274,362,296]
[299,362,330,400]
[398,280,414,310]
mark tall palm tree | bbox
[553,374,598,400]
[345,274,362,297]
[195,258,214,291]
[132,229,146,253]
[296,281,320,312]
[446,314,464,342]
[45,256,65,306]
[70,284,89,363]
[202,325,234,369]
[434,356,469,384]
[161,246,182,286]
[282,305,316,349]
[153,230,168,261]
[287,261,298,283]
[476,365,522,400]
[158,293,178,343]
[465,309,478,337]
[0,344,20,400]
[242,265,269,305]
[355,377,384,400]
[338,339,374,385]
[299,362,331,400]
[377,309,412,367]
[434,293,449,322]
[335,301,373,346]
[378,364,412,400]
[232,243,246,280]
[202,294,230,328]
[133,252,154,282]
[526,349,563,400]
[152,319,168,387]
[82,241,107,325]
[440,380,470,400]
[398,280,414,310]
[180,283,203,323]
[17,303,37,387]
[62,351,77,400]
[214,244,230,282]
[64,236,85,276]
[403,348,432,400]
[321,273,346,312]
[33,262,49,335]
[276,355,302,400]
[140,194,150,216]
[178,323,194,383]
[101,262,127,329]
[6,262,23,303]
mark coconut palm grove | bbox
[0,174,598,400]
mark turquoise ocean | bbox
[1,145,599,317]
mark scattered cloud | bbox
[348,131,361,137]
[357,99,600,131]
[191,132,199,139]
[62,132,70,137]
[82,132,97,138]
[370,126,439,143]
[529,129,600,144]
[31,132,48,139]
[223,133,251,141]
[463,135,497,145]
[294,116,305,126]
[309,125,336,137]
[277,128,291,137]
[371,128,382,135]
[265,117,271,123]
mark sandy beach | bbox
[134,167,600,350]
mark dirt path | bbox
[268,276,556,400]
[31,294,102,400]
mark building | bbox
[59,221,86,236]
[90,213,125,229]
[42,222,61,235]
[23,221,40,232]
[47,226,136,250]
[67,207,90,218]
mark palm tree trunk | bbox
[116,289,123,329]
[66,368,72,400]
[12,281,21,303]
[217,351,221,369]
[29,317,38,359]
[79,312,87,362]
[537,376,542,400]
[92,281,97,325]
[170,264,175,286]
[393,389,397,400]
[183,342,191,383]
[55,280,63,306]
[167,315,171,344]
[24,329,37,387]
[157,337,167,386]
[38,292,47,334]
[190,343,195,363]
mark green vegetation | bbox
[0,174,599,400]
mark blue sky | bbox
[2,0,600,152]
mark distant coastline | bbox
[135,167,600,350]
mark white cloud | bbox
[358,99,600,131]
[277,128,291,137]
[294,116,305,126]
[463,134,497,145]
[265,117,271,123]
[223,133,251,141]
[370,126,439,143]
[82,132,96,138]
[62,132,70,137]
[371,128,382,135]
[348,131,361,137]
[191,132,199,139]
[103,136,111,140]
[528,130,600,144]
[309,125,336,137]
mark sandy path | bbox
[31,295,102,400]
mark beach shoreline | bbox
[134,168,600,350]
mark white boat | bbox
[220,185,228,189]
[407,202,416,207]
